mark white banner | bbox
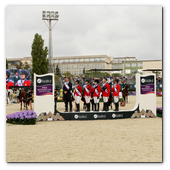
[34,73,54,116]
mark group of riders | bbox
[6,69,128,112]
[62,77,127,113]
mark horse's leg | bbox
[125,96,128,103]
[25,101,28,110]
[20,101,22,110]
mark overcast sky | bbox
[5,5,162,60]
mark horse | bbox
[19,88,28,110]
[122,84,130,103]
[6,89,13,105]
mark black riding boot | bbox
[77,104,80,112]
[106,102,109,111]
[87,103,90,111]
[75,104,78,112]
[97,103,100,111]
[117,102,119,111]
[102,103,106,111]
[94,103,96,111]
[114,102,119,111]
[92,103,94,111]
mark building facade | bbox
[7,55,162,77]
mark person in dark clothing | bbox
[13,70,20,86]
[54,88,58,113]
[63,77,73,112]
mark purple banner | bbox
[141,84,154,95]
[36,84,53,96]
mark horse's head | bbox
[126,84,130,88]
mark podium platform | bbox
[58,104,139,120]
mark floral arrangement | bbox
[6,110,37,125]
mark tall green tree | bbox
[6,59,8,69]
[31,33,49,80]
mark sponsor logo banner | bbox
[94,114,106,119]
[140,75,155,95]
[112,113,123,118]
[36,76,53,96]
[74,114,87,119]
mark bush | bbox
[156,107,162,114]
[6,110,37,125]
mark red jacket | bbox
[112,84,120,96]
[102,83,110,97]
[83,84,91,96]
[6,80,14,89]
[74,84,82,97]
[16,79,31,86]
[92,85,101,97]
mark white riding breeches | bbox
[94,97,99,104]
[114,96,119,103]
[85,96,91,103]
[103,96,108,103]
[75,94,81,104]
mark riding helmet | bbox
[76,79,80,84]
[6,70,10,78]
[94,79,99,83]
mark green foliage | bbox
[63,71,74,77]
[6,118,36,125]
[112,73,121,77]
[152,71,161,78]
[15,61,24,69]
[31,33,49,80]
[85,70,110,78]
[55,64,61,76]
[23,62,30,69]
[83,67,85,74]
[6,59,8,69]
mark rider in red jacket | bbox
[112,78,120,111]
[102,77,110,111]
[6,70,14,89]
[16,69,31,86]
[74,80,82,112]
[83,79,92,111]
[92,79,101,111]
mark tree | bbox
[23,62,30,69]
[112,73,121,77]
[15,61,24,69]
[6,59,8,69]
[55,64,61,76]
[152,71,160,78]
[63,71,73,77]
[31,33,49,80]
[83,67,85,74]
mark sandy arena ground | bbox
[6,96,162,162]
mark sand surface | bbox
[6,96,162,162]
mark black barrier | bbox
[58,104,139,121]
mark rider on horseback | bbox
[122,80,127,91]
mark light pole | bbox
[42,11,59,73]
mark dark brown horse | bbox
[19,88,28,110]
[122,84,130,103]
